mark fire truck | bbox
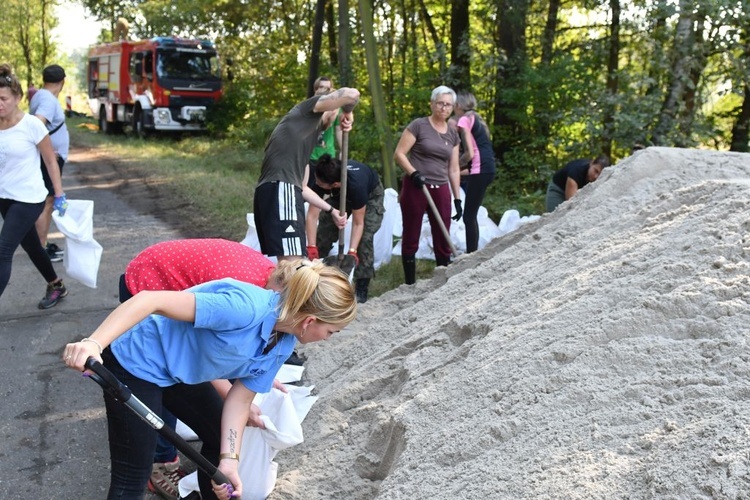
[87,37,223,136]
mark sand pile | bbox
[273,147,750,499]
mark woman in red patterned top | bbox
[119,238,287,300]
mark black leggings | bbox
[0,198,57,297]
[463,172,495,253]
[101,349,224,499]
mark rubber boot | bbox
[355,278,370,304]
[402,255,416,285]
[435,255,451,267]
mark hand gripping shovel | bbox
[83,357,239,498]
[322,129,357,279]
[421,185,458,257]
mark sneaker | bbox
[46,242,64,263]
[38,280,68,309]
[148,456,186,500]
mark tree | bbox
[448,0,471,90]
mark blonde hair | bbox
[267,259,298,290]
[276,260,357,328]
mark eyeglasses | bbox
[433,101,453,109]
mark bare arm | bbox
[565,177,579,200]
[394,129,417,174]
[64,290,197,369]
[38,136,64,197]
[313,87,360,113]
[305,204,322,246]
[458,126,475,166]
[215,381,257,498]
[348,206,366,251]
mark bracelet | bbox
[219,453,240,461]
[81,337,103,354]
[327,205,334,214]
[348,248,357,254]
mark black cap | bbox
[42,65,66,83]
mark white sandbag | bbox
[178,385,318,500]
[51,200,103,288]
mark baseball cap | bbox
[42,65,66,83]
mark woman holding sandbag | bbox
[0,63,69,309]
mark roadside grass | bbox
[67,116,436,299]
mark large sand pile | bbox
[273,147,750,499]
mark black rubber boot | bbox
[435,256,451,267]
[402,255,416,285]
[355,278,370,303]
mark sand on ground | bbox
[269,147,750,499]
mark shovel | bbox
[422,185,458,257]
[83,357,239,498]
[322,129,357,279]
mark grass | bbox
[67,116,436,299]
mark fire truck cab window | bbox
[156,49,220,80]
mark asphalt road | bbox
[0,149,185,499]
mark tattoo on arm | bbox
[228,428,237,453]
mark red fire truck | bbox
[87,37,223,135]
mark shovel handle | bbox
[337,129,349,256]
[421,185,458,257]
[83,357,238,495]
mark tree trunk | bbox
[308,0,328,98]
[651,0,695,146]
[540,0,559,66]
[448,0,471,91]
[326,1,338,68]
[729,84,750,152]
[358,0,397,188]
[418,0,448,75]
[492,0,530,168]
[338,0,352,86]
[601,0,621,157]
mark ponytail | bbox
[277,260,357,328]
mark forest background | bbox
[2,0,750,217]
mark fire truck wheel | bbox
[98,107,112,135]
[133,106,150,138]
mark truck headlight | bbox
[155,109,172,124]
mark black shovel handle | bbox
[84,357,238,495]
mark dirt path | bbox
[68,142,212,239]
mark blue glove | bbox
[452,199,463,221]
[53,194,68,216]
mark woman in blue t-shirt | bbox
[63,260,357,500]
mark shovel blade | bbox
[323,254,357,280]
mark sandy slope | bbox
[271,147,750,499]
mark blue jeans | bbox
[101,348,224,500]
[0,198,57,297]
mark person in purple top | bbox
[394,85,462,283]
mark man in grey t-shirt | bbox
[30,64,69,262]
[254,87,360,261]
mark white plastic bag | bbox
[51,200,103,288]
[178,385,318,500]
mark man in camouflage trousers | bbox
[305,154,384,303]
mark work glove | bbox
[306,246,320,260]
[53,194,68,216]
[410,170,426,189]
[452,199,463,221]
[347,249,359,266]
